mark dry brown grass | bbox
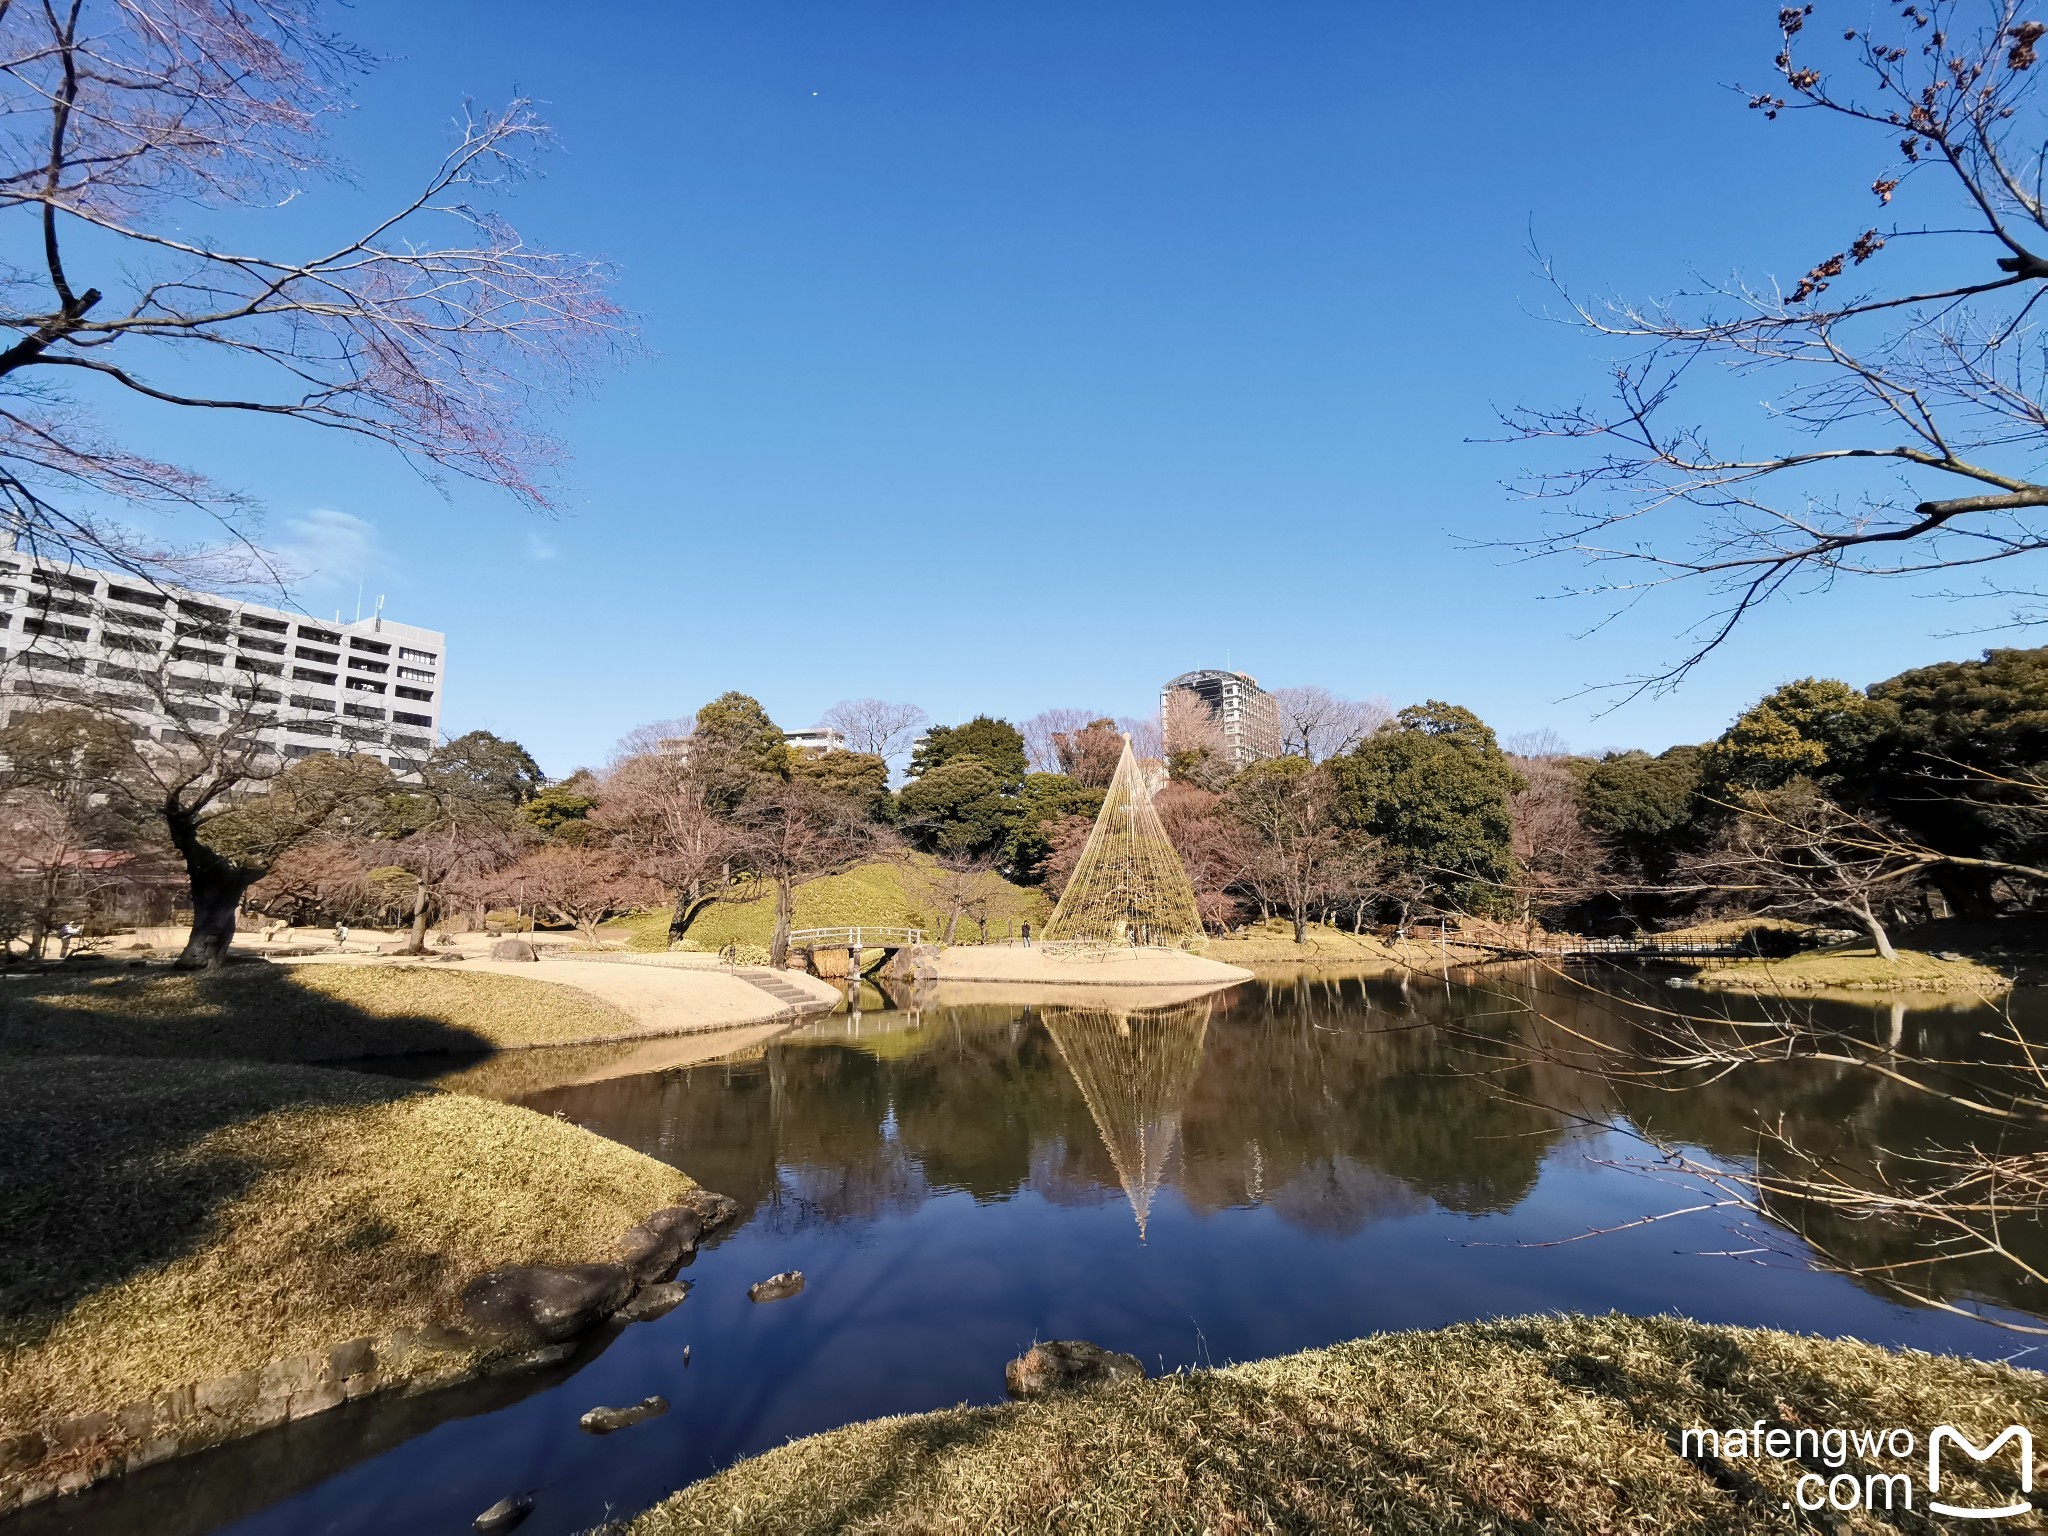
[0,962,641,1061]
[0,1054,691,1431]
[1692,944,2012,995]
[1205,922,1492,971]
[612,1313,2048,1535]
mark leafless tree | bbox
[609,717,695,766]
[1021,708,1098,774]
[493,842,653,948]
[1271,686,1391,762]
[1155,781,1255,931]
[1509,2,2048,685]
[904,852,1002,945]
[593,745,749,944]
[0,0,627,580]
[819,698,929,774]
[736,781,886,967]
[1682,783,1929,961]
[1224,759,1360,943]
[1507,751,1609,930]
[245,836,371,927]
[1052,717,1123,788]
[1161,691,1231,788]
[1117,713,1164,763]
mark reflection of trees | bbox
[1040,1001,1212,1238]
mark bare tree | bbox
[609,717,696,766]
[245,836,371,928]
[1155,781,1255,932]
[1271,686,1391,762]
[593,745,749,944]
[1053,717,1123,788]
[819,699,929,774]
[904,853,1002,945]
[1117,713,1164,763]
[1020,708,1098,774]
[494,843,652,948]
[1511,3,2048,685]
[737,781,885,967]
[1161,692,1230,788]
[0,0,626,578]
[1682,783,1928,961]
[1506,751,1609,930]
[1224,759,1360,943]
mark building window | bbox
[239,613,288,634]
[344,676,386,694]
[23,652,87,673]
[235,656,283,677]
[171,646,224,665]
[391,733,430,751]
[178,600,230,623]
[32,570,96,595]
[291,717,336,736]
[346,656,388,674]
[297,624,341,644]
[393,710,433,727]
[106,585,167,609]
[236,634,286,655]
[102,610,163,632]
[344,702,386,721]
[396,665,434,682]
[24,618,88,641]
[394,685,433,703]
[398,646,438,663]
[175,622,229,642]
[348,636,391,655]
[166,675,214,694]
[291,667,336,685]
[294,646,338,664]
[289,693,334,711]
[97,663,151,683]
[30,595,94,618]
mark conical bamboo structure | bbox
[1044,737,1203,947]
[1041,999,1212,1239]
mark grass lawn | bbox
[1692,944,2012,994]
[0,962,642,1061]
[609,1313,2048,1535]
[607,855,1051,953]
[1,1054,691,1437]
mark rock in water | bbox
[617,1206,706,1282]
[747,1270,805,1303]
[461,1264,634,1344]
[614,1280,691,1323]
[1004,1340,1145,1399]
[489,938,539,961]
[579,1395,668,1434]
[473,1494,534,1533]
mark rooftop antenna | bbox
[354,579,363,624]
[374,594,385,633]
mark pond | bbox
[19,968,2048,1536]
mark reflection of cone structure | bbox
[1044,738,1203,947]
[1042,1000,1211,1239]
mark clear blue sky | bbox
[76,1,1980,775]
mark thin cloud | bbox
[274,508,386,590]
[526,531,559,561]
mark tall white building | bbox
[1162,668,1281,771]
[0,553,445,769]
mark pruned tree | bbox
[1272,686,1392,762]
[819,698,929,774]
[1511,2,2048,686]
[245,837,372,928]
[380,734,537,953]
[0,0,627,578]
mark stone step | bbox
[735,968,827,1011]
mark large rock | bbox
[614,1281,690,1324]
[747,1270,804,1304]
[1004,1340,1145,1399]
[489,938,539,962]
[460,1264,633,1344]
[617,1207,705,1283]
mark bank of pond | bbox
[3,963,2046,1533]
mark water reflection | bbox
[34,970,2048,1536]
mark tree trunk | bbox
[404,877,431,954]
[943,906,962,945]
[770,875,794,968]
[167,813,254,970]
[1292,912,1307,944]
[1854,903,1898,963]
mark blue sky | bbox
[59,2,1985,775]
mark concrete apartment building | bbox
[0,553,445,769]
[1162,668,1281,771]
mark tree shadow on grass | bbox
[0,967,500,1362]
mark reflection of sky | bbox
[91,983,2048,1536]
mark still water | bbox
[18,968,2048,1535]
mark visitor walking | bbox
[334,922,350,950]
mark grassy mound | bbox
[1693,944,2011,994]
[1205,920,1492,970]
[0,1054,690,1433]
[608,856,1050,952]
[0,963,642,1061]
[611,1313,2047,1535]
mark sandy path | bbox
[933,945,1253,987]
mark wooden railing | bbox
[787,926,925,949]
